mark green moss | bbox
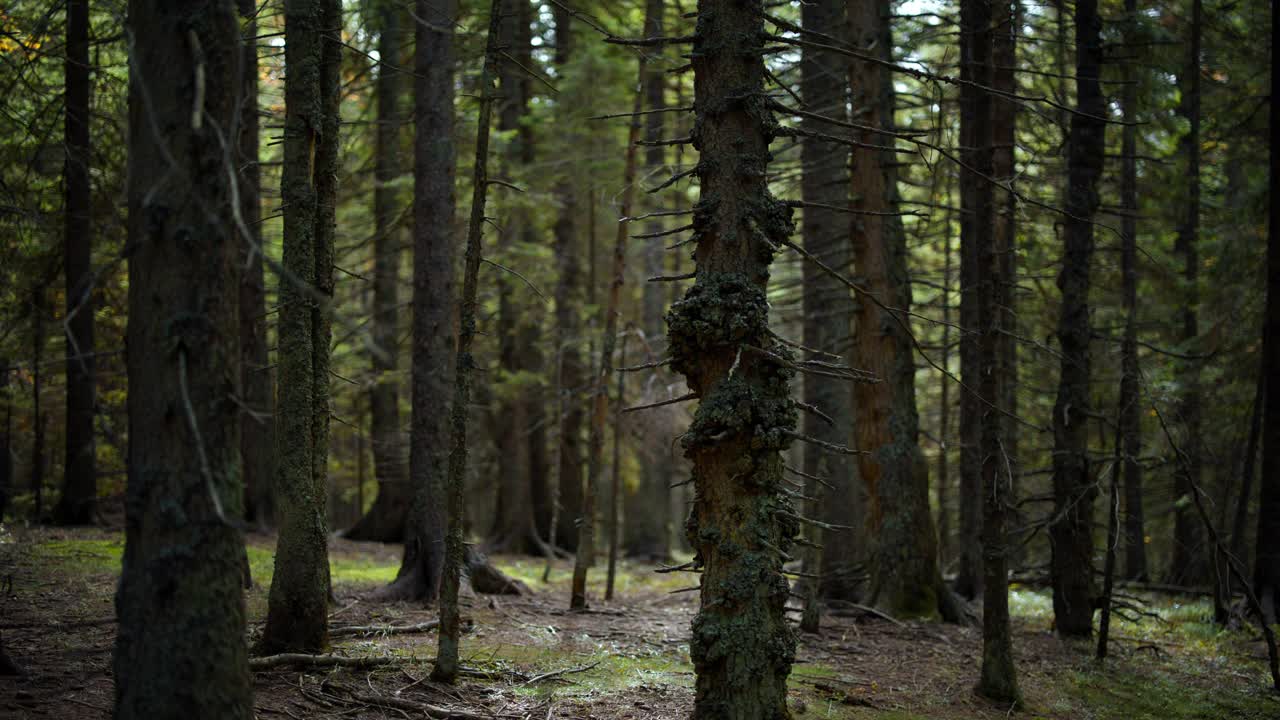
[1050,668,1279,720]
[34,537,125,574]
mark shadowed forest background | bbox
[0,0,1278,717]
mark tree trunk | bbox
[792,0,852,618]
[571,56,643,612]
[434,0,502,682]
[55,0,96,526]
[1169,0,1209,587]
[261,0,341,654]
[30,288,45,522]
[1,361,11,520]
[236,0,275,530]
[488,0,548,556]
[114,2,252,716]
[849,0,944,621]
[347,0,411,544]
[955,0,995,603]
[1119,0,1146,583]
[379,0,456,603]
[625,0,674,563]
[1051,0,1104,638]
[675,2,797,715]
[1256,0,1280,625]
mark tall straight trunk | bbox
[992,0,1019,567]
[936,214,953,565]
[262,0,341,654]
[383,0,455,602]
[114,1,252,716]
[797,0,852,612]
[676,2,797,715]
[956,0,995,603]
[626,0,673,562]
[347,0,411,543]
[1051,0,1104,638]
[571,56,643,611]
[0,362,10,520]
[489,0,547,555]
[1119,0,1146,582]
[30,289,45,521]
[55,0,96,525]
[849,0,941,620]
[548,6,588,556]
[237,0,275,529]
[1256,0,1280,625]
[433,0,502,682]
[1169,0,1208,587]
[1231,367,1263,569]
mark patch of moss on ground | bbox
[1044,666,1279,720]
[493,556,696,597]
[462,639,693,698]
[33,537,124,574]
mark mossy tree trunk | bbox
[796,0,850,622]
[55,0,96,526]
[1051,0,1104,638]
[236,0,276,530]
[384,0,455,602]
[114,1,252,716]
[671,0,798,715]
[347,0,411,544]
[261,0,341,654]
[848,0,943,621]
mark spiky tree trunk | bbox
[1119,0,1146,582]
[348,0,411,543]
[1169,0,1208,587]
[114,1,252,716]
[30,288,45,521]
[625,0,674,562]
[1051,0,1104,638]
[237,0,275,529]
[0,361,9,520]
[381,0,456,602]
[673,2,798,715]
[1257,0,1280,625]
[261,0,341,654]
[55,0,96,525]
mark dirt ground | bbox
[1,525,1276,719]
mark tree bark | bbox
[1119,0,1146,583]
[434,0,502,682]
[55,0,96,526]
[236,0,276,530]
[1168,0,1209,588]
[0,360,9,520]
[261,0,341,654]
[571,53,644,612]
[796,0,852,617]
[675,1,798,715]
[30,288,45,522]
[347,0,412,544]
[1051,0,1104,638]
[955,0,995,603]
[378,0,456,603]
[849,0,945,621]
[1256,0,1280,625]
[114,2,252,715]
[625,0,674,562]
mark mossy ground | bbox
[3,525,1276,719]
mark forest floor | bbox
[1,524,1277,720]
